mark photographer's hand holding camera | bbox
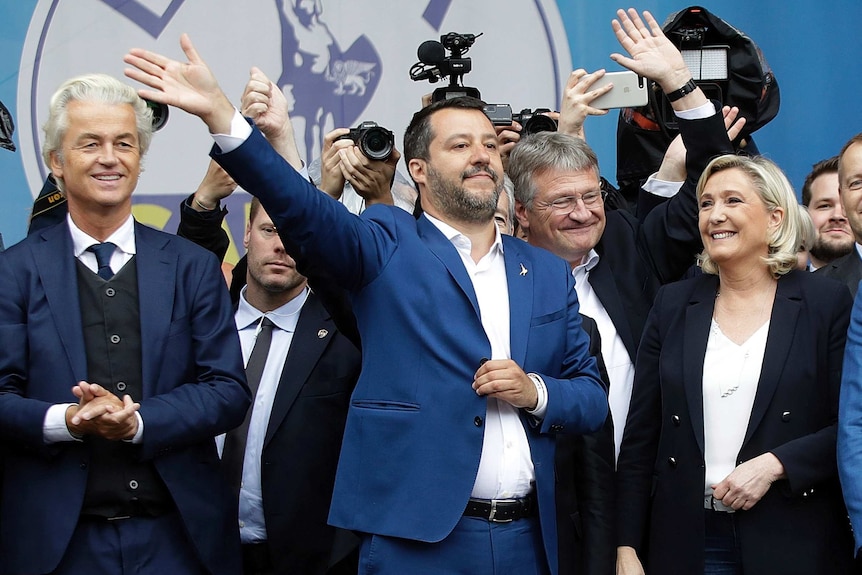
[318,128,399,207]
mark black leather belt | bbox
[463,494,536,523]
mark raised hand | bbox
[124,34,235,133]
[609,9,690,93]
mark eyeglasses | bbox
[535,190,607,214]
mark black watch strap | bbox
[665,79,697,102]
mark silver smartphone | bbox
[589,71,648,109]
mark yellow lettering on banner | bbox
[132,204,172,231]
[129,204,241,266]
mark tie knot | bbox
[259,316,275,331]
[87,242,117,280]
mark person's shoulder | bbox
[135,222,220,262]
[787,268,853,307]
[1,220,66,261]
[655,273,715,303]
[816,250,860,277]
[504,234,567,267]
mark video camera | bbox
[409,32,483,102]
[336,121,395,161]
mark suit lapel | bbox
[588,261,638,361]
[134,223,177,398]
[416,215,480,317]
[683,276,718,456]
[264,293,332,448]
[32,224,87,380]
[742,273,801,446]
[503,237,533,366]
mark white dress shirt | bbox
[572,250,634,462]
[424,214,543,500]
[228,286,309,543]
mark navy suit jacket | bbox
[214,127,607,574]
[0,221,250,575]
[617,270,855,574]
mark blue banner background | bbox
[1,1,859,249]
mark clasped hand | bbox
[66,381,140,441]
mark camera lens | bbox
[360,127,393,161]
[522,114,557,136]
[144,99,169,132]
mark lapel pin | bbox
[317,329,329,339]
[519,263,528,276]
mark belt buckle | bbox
[488,499,515,523]
[106,515,132,521]
[706,495,735,514]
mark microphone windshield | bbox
[418,40,446,64]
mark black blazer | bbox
[616,270,855,574]
[258,290,362,574]
[556,315,615,575]
[817,248,862,298]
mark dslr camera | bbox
[337,121,395,161]
[483,104,558,136]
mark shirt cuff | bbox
[675,100,716,120]
[123,412,144,444]
[525,373,548,420]
[642,174,684,198]
[44,403,81,444]
[212,109,252,154]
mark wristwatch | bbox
[665,79,698,102]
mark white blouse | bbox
[702,318,770,494]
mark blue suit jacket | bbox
[839,277,862,556]
[0,221,250,575]
[214,127,607,574]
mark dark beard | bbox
[427,165,501,224]
[810,236,854,264]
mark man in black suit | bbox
[215,196,361,575]
[818,133,862,296]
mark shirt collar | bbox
[422,212,505,257]
[235,285,310,333]
[573,248,600,275]
[68,213,136,258]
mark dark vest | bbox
[75,257,172,517]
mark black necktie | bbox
[87,242,116,280]
[223,316,275,492]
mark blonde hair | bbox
[696,154,801,277]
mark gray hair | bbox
[696,154,801,277]
[507,131,600,209]
[42,74,153,190]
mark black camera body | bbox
[337,121,395,161]
[512,108,557,135]
[483,104,557,135]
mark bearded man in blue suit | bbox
[0,74,249,575]
[125,36,607,575]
